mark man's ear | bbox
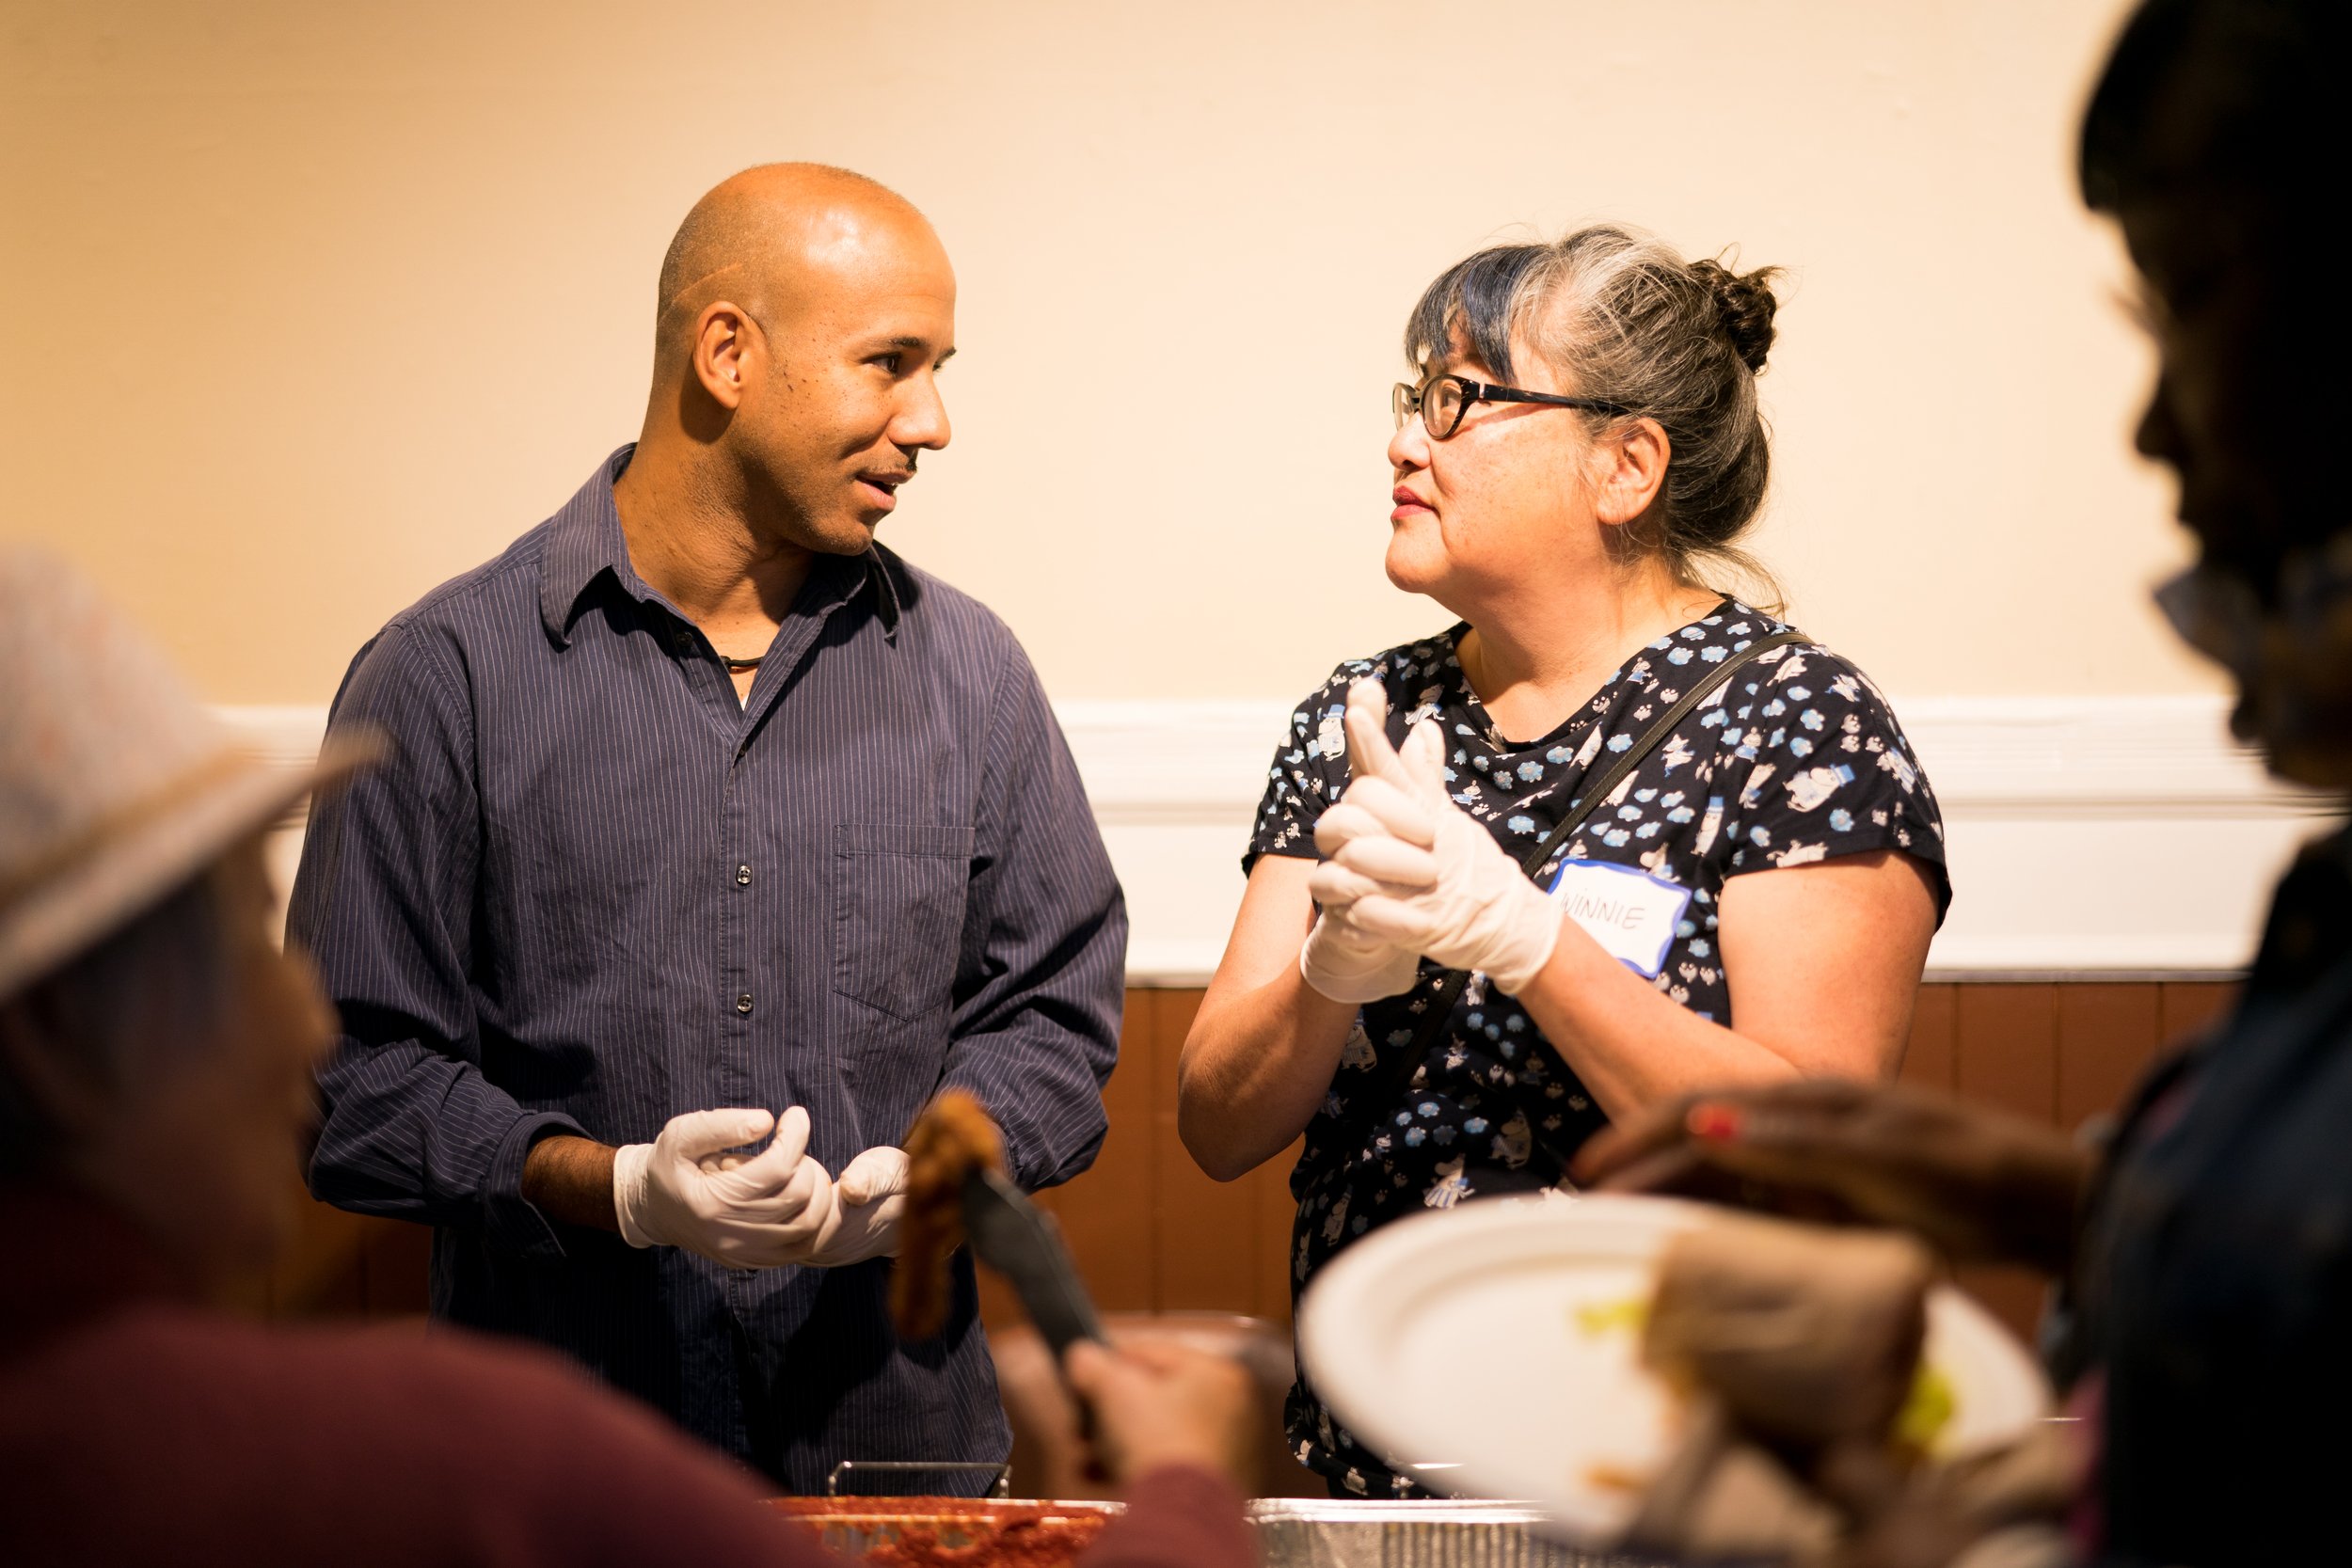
[0,997,112,1143]
[1594,417,1672,529]
[691,301,759,411]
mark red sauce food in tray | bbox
[767,1497,1115,1567]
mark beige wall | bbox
[1,0,2212,708]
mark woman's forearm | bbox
[1177,860,1362,1181]
[1514,925,1804,1123]
[1178,961,1357,1181]
[1517,854,1935,1126]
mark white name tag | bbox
[1548,859,1692,979]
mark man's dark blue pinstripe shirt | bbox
[289,447,1125,1491]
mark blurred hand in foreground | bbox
[1062,1339,1258,1489]
[1821,1422,2079,1568]
[1572,1078,2090,1275]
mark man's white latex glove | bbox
[805,1145,910,1267]
[612,1104,840,1269]
[1306,682,1562,994]
[1298,681,1439,1004]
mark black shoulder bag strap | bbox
[1343,628,1809,1148]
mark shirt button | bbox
[736,864,752,886]
[673,629,694,655]
[735,992,754,1016]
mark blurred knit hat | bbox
[0,546,379,1000]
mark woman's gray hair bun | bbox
[1690,257,1782,373]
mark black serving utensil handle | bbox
[959,1167,1106,1358]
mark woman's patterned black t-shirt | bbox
[1245,601,1950,1497]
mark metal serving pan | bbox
[1247,1498,1657,1568]
[771,1494,1658,1566]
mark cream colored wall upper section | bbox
[1,0,2213,706]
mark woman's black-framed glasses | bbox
[1392,374,1630,440]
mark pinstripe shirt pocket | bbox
[832,821,977,1022]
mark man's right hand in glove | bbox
[610,1104,840,1269]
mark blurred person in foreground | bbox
[0,547,1255,1568]
[1580,2,2351,1560]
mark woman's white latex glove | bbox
[1306,684,1562,994]
[1298,681,1441,1004]
[805,1145,911,1266]
[611,1104,840,1268]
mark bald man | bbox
[292,166,1126,1491]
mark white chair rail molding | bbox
[220,695,2343,986]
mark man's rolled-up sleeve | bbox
[289,623,584,1259]
[940,649,1125,1193]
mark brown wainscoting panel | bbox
[1028,991,1158,1313]
[1953,984,2058,1127]
[1149,990,1275,1313]
[1253,1138,1305,1326]
[1899,984,1957,1092]
[279,981,2248,1356]
[2056,986,2163,1134]
[2158,981,2239,1050]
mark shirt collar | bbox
[540,445,902,645]
[537,444,642,643]
[865,546,905,640]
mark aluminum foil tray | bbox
[770,1495,1661,1566]
[1248,1499,1659,1568]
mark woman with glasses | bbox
[1176,226,1949,1498]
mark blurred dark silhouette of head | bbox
[2083,0,2352,785]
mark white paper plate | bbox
[1296,1193,2050,1544]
